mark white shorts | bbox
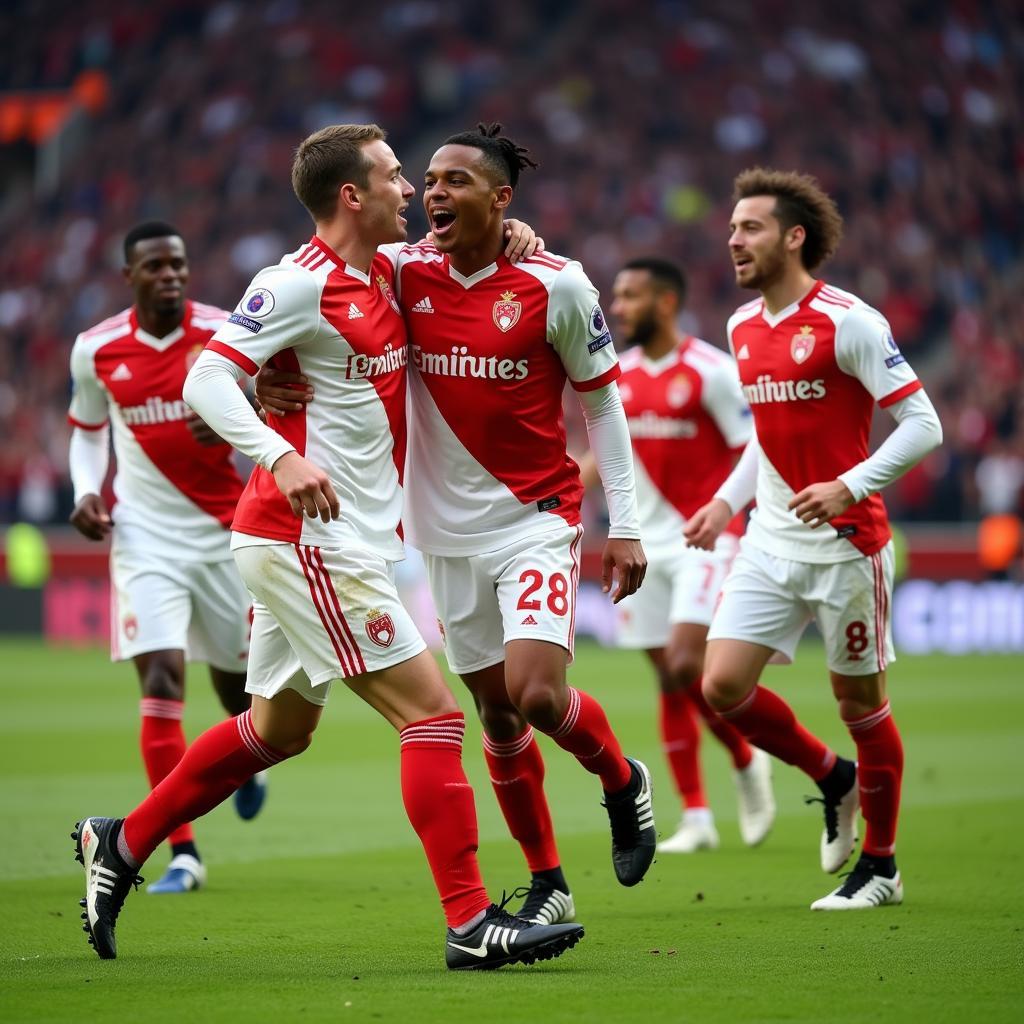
[707,538,896,676]
[233,542,427,706]
[424,525,584,675]
[109,543,250,671]
[616,533,740,648]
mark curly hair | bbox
[733,167,843,270]
[442,122,538,189]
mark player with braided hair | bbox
[398,123,655,921]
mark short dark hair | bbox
[733,167,843,271]
[442,122,538,189]
[123,221,182,263]
[621,257,687,307]
[292,124,386,221]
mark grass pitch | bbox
[1,639,1021,1023]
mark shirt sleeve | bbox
[700,356,753,449]
[548,261,620,392]
[204,264,321,375]
[714,429,760,514]
[67,336,109,429]
[69,425,110,502]
[834,304,923,407]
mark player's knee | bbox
[477,701,528,741]
[142,665,184,702]
[701,672,743,712]
[515,679,565,733]
[663,652,703,691]
[271,728,315,758]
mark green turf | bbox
[1,639,1022,1022]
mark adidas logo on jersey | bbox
[521,614,538,626]
[736,344,750,360]
[348,303,364,319]
[411,296,434,313]
[742,374,826,405]
[110,363,133,381]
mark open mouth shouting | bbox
[429,206,457,239]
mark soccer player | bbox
[73,125,583,971]
[401,124,654,921]
[579,258,775,854]
[67,222,267,896]
[685,168,943,909]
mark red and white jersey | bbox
[207,237,407,561]
[618,337,751,557]
[727,280,922,563]
[387,244,620,555]
[67,300,243,561]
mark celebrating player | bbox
[67,222,267,895]
[685,168,942,909]
[580,257,775,854]
[72,125,583,971]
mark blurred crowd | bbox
[1,0,1021,525]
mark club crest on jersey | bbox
[243,288,275,318]
[493,290,522,333]
[365,609,396,648]
[375,274,401,314]
[791,325,816,364]
[667,374,692,409]
[436,618,446,646]
[123,614,138,642]
[184,343,204,373]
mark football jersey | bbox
[67,300,243,561]
[619,337,751,557]
[727,280,922,563]
[206,237,407,561]
[388,243,620,555]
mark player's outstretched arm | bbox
[684,498,733,551]
[601,538,647,604]
[270,451,340,523]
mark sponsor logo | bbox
[885,354,906,368]
[587,335,612,354]
[627,412,697,439]
[376,274,401,314]
[411,345,528,381]
[243,287,275,317]
[348,302,364,319]
[446,940,491,958]
[365,610,396,648]
[110,362,133,381]
[346,343,407,381]
[493,290,522,333]
[436,618,446,646]
[521,614,538,626]
[736,344,750,360]
[120,396,192,425]
[537,496,561,512]
[791,325,815,364]
[228,312,262,333]
[666,374,691,409]
[835,525,857,538]
[412,296,434,314]
[883,331,905,367]
[741,374,826,404]
[123,614,138,641]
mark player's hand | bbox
[271,451,340,523]
[70,493,113,541]
[684,498,731,551]
[503,219,545,263]
[788,479,855,529]
[255,367,314,417]
[602,538,647,604]
[186,412,225,446]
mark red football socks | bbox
[139,698,193,847]
[687,681,754,771]
[658,690,707,809]
[482,727,560,872]
[719,685,835,781]
[845,701,904,857]
[546,687,632,792]
[123,710,286,865]
[400,713,491,929]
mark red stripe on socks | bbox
[547,687,631,792]
[139,699,193,847]
[845,701,904,857]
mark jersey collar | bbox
[760,280,824,328]
[309,235,369,284]
[641,336,691,375]
[444,253,503,289]
[130,302,189,351]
